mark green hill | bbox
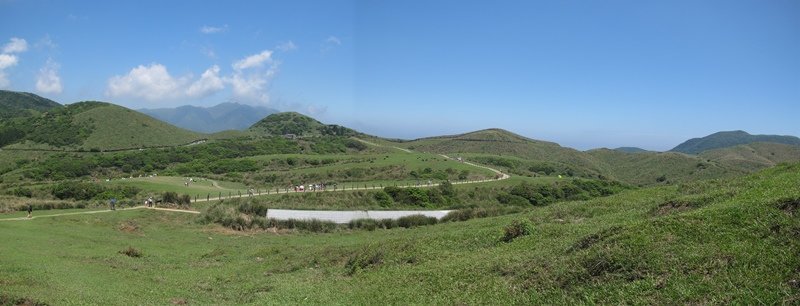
[248,112,359,137]
[396,129,606,177]
[3,101,204,151]
[0,90,61,119]
[586,148,742,185]
[698,142,800,172]
[671,130,800,154]
[393,128,800,186]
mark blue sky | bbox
[1,0,798,150]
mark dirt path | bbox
[0,206,200,222]
[353,138,413,153]
[187,142,512,203]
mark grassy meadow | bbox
[2,163,798,304]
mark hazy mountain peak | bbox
[139,103,277,133]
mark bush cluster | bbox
[499,180,628,206]
[502,219,534,242]
[51,181,140,201]
[383,181,457,207]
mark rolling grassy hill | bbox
[671,130,800,154]
[0,90,61,119]
[72,102,204,150]
[394,129,607,178]
[586,148,742,185]
[3,101,204,151]
[699,142,800,172]
[392,128,800,186]
[249,112,359,137]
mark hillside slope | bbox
[0,90,61,119]
[1,163,798,304]
[396,129,607,178]
[4,102,204,151]
[139,102,277,133]
[699,142,800,172]
[249,112,359,137]
[587,148,742,185]
[671,130,800,154]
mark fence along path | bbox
[189,139,510,203]
[2,139,510,221]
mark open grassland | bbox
[106,176,246,195]
[1,163,798,304]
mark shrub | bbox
[502,219,534,242]
[345,247,384,276]
[119,246,142,258]
[378,218,398,229]
[349,218,379,231]
[397,214,438,228]
[10,187,33,198]
[162,191,178,204]
[373,191,393,207]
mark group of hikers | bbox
[292,183,329,192]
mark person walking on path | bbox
[110,198,117,211]
[27,204,32,218]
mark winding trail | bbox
[1,138,509,221]
[0,206,200,222]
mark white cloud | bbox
[225,50,280,104]
[325,36,341,46]
[106,63,187,101]
[232,50,273,71]
[36,59,62,94]
[186,65,224,98]
[106,63,228,102]
[3,37,28,54]
[200,25,228,34]
[0,53,18,70]
[276,41,297,52]
[0,53,19,88]
[106,48,286,105]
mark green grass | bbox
[107,176,246,196]
[74,104,204,150]
[1,163,798,304]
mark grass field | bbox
[106,176,246,196]
[1,163,798,304]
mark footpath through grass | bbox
[1,163,799,304]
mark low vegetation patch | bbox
[119,246,142,258]
[502,219,533,242]
[777,197,800,216]
[345,246,385,276]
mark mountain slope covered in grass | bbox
[671,130,800,154]
[4,102,204,151]
[698,142,800,172]
[249,112,359,137]
[0,90,61,119]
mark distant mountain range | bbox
[670,130,800,154]
[139,103,277,133]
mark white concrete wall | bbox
[267,209,453,224]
